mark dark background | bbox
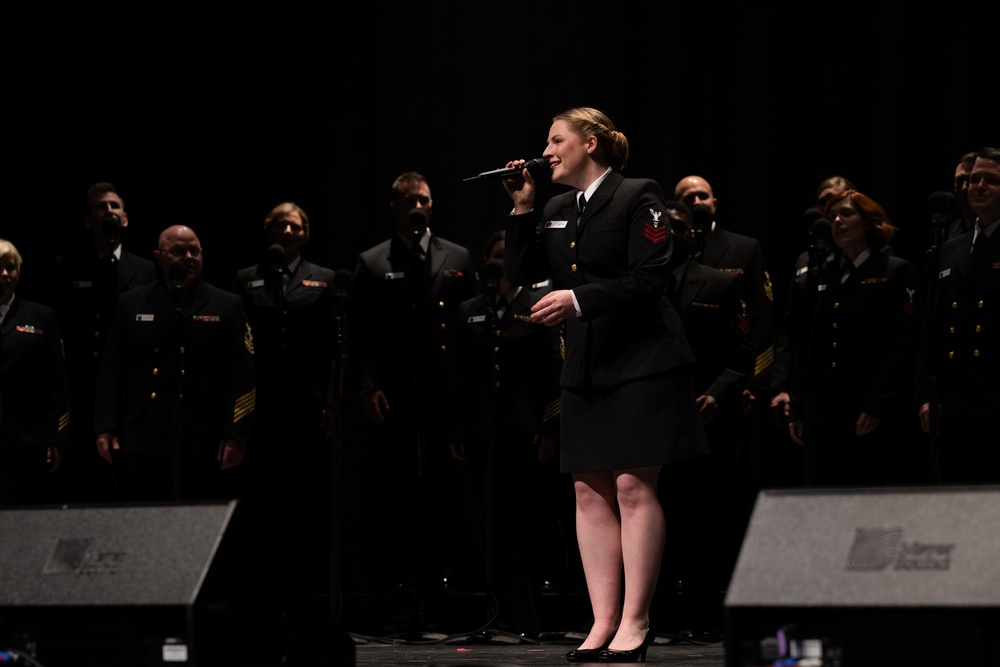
[7,4,998,312]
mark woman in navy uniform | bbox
[0,239,70,505]
[232,202,340,594]
[788,190,922,486]
[500,107,708,663]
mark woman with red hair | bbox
[788,190,923,486]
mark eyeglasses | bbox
[164,245,202,258]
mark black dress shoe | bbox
[597,627,654,663]
[566,645,608,662]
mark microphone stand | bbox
[328,287,349,618]
[466,286,503,643]
[797,239,829,484]
[170,281,185,500]
[924,221,946,484]
[466,282,530,645]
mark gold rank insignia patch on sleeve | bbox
[244,324,254,355]
[764,271,773,301]
[234,389,255,423]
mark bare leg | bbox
[572,470,622,650]
[607,465,663,651]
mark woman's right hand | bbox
[501,159,536,213]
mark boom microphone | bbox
[168,259,187,289]
[266,244,286,272]
[803,207,823,228]
[168,259,187,318]
[463,158,549,183]
[408,208,428,231]
[480,258,504,295]
[691,204,713,232]
[927,191,960,227]
[810,217,833,244]
[334,268,352,302]
[807,218,832,270]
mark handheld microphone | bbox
[463,158,549,183]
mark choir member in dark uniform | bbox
[918,147,1000,484]
[789,190,922,486]
[94,225,255,501]
[446,229,562,638]
[500,107,708,663]
[674,175,775,420]
[767,177,855,491]
[770,176,855,425]
[348,171,479,617]
[948,150,979,241]
[45,182,157,502]
[0,239,70,505]
[231,201,340,595]
[658,201,753,636]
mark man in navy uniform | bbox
[657,201,754,637]
[918,147,1000,483]
[46,182,157,502]
[446,229,562,637]
[348,171,478,619]
[94,224,255,501]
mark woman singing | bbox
[500,107,709,662]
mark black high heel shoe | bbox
[566,634,614,662]
[596,626,654,663]
[566,645,609,662]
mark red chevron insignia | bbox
[645,223,667,243]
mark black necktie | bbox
[667,274,681,304]
[410,241,427,286]
[840,262,853,284]
[102,254,119,302]
[495,295,508,318]
[578,193,587,214]
[972,232,987,260]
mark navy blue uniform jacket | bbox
[504,172,695,391]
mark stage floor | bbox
[340,589,727,667]
[351,631,727,666]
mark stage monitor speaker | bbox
[724,485,1000,667]
[0,500,290,667]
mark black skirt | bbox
[560,368,709,473]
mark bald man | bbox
[94,225,256,501]
[674,176,775,411]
